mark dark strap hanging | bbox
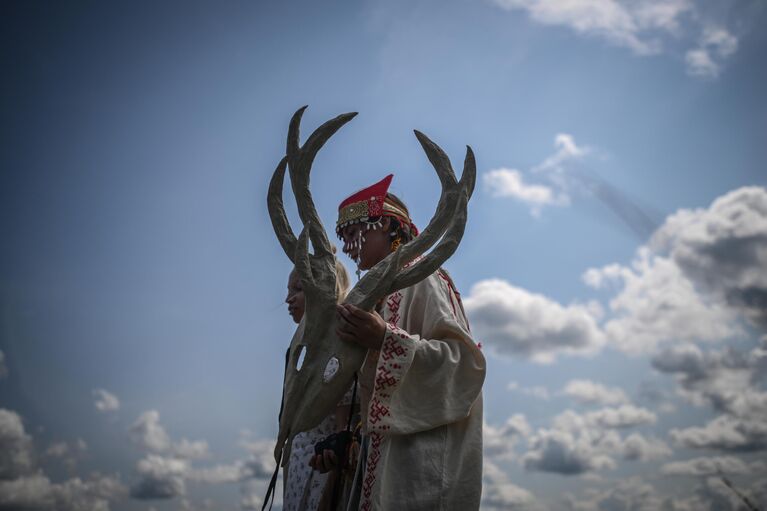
[262,348,290,511]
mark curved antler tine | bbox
[392,188,469,292]
[267,156,297,263]
[393,145,475,291]
[414,130,458,186]
[286,106,308,158]
[293,223,315,291]
[286,107,358,258]
[301,112,359,168]
[462,146,477,199]
[394,131,462,262]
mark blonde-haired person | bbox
[283,255,356,511]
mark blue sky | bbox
[1,1,766,510]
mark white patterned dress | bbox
[283,382,356,511]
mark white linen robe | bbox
[350,269,486,511]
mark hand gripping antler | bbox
[345,130,476,311]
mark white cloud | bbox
[484,168,563,215]
[522,428,617,474]
[493,0,740,79]
[493,0,692,55]
[563,379,629,406]
[484,133,589,215]
[507,381,551,400]
[649,186,767,328]
[0,408,34,479]
[43,439,88,473]
[533,133,590,174]
[670,414,767,452]
[484,414,532,461]
[584,247,739,354]
[93,389,120,413]
[0,473,126,511]
[482,461,540,510]
[653,339,767,453]
[584,405,656,429]
[130,454,189,500]
[685,48,720,77]
[685,26,739,78]
[620,433,672,461]
[464,279,605,363]
[0,407,126,510]
[661,455,764,476]
[564,477,666,511]
[521,405,667,476]
[129,410,209,459]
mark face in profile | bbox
[285,271,305,324]
[340,218,392,270]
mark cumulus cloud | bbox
[464,279,605,363]
[686,26,738,78]
[484,414,532,461]
[522,428,617,474]
[620,432,672,461]
[43,439,87,473]
[493,0,740,79]
[650,186,767,328]
[521,407,666,475]
[507,381,551,400]
[493,0,693,55]
[654,340,767,453]
[484,133,589,215]
[0,472,126,511]
[0,408,125,510]
[130,454,189,500]
[565,477,666,511]
[126,425,275,503]
[482,461,540,510]
[584,248,739,354]
[93,389,120,413]
[584,405,656,429]
[484,168,564,215]
[661,455,764,476]
[563,379,629,406]
[0,408,34,480]
[129,410,209,459]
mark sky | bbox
[1,0,766,510]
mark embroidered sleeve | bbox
[365,274,486,435]
[367,324,417,433]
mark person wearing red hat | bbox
[310,174,485,511]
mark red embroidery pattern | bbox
[375,367,397,389]
[368,397,390,425]
[386,292,402,326]
[360,290,407,510]
[361,432,383,511]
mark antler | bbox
[268,106,357,301]
[346,130,476,311]
[267,156,297,262]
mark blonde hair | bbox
[335,258,351,302]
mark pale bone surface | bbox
[267,106,476,459]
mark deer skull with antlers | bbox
[268,106,476,457]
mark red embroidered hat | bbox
[336,174,419,236]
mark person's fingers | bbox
[323,449,337,467]
[345,304,371,321]
[337,304,361,326]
